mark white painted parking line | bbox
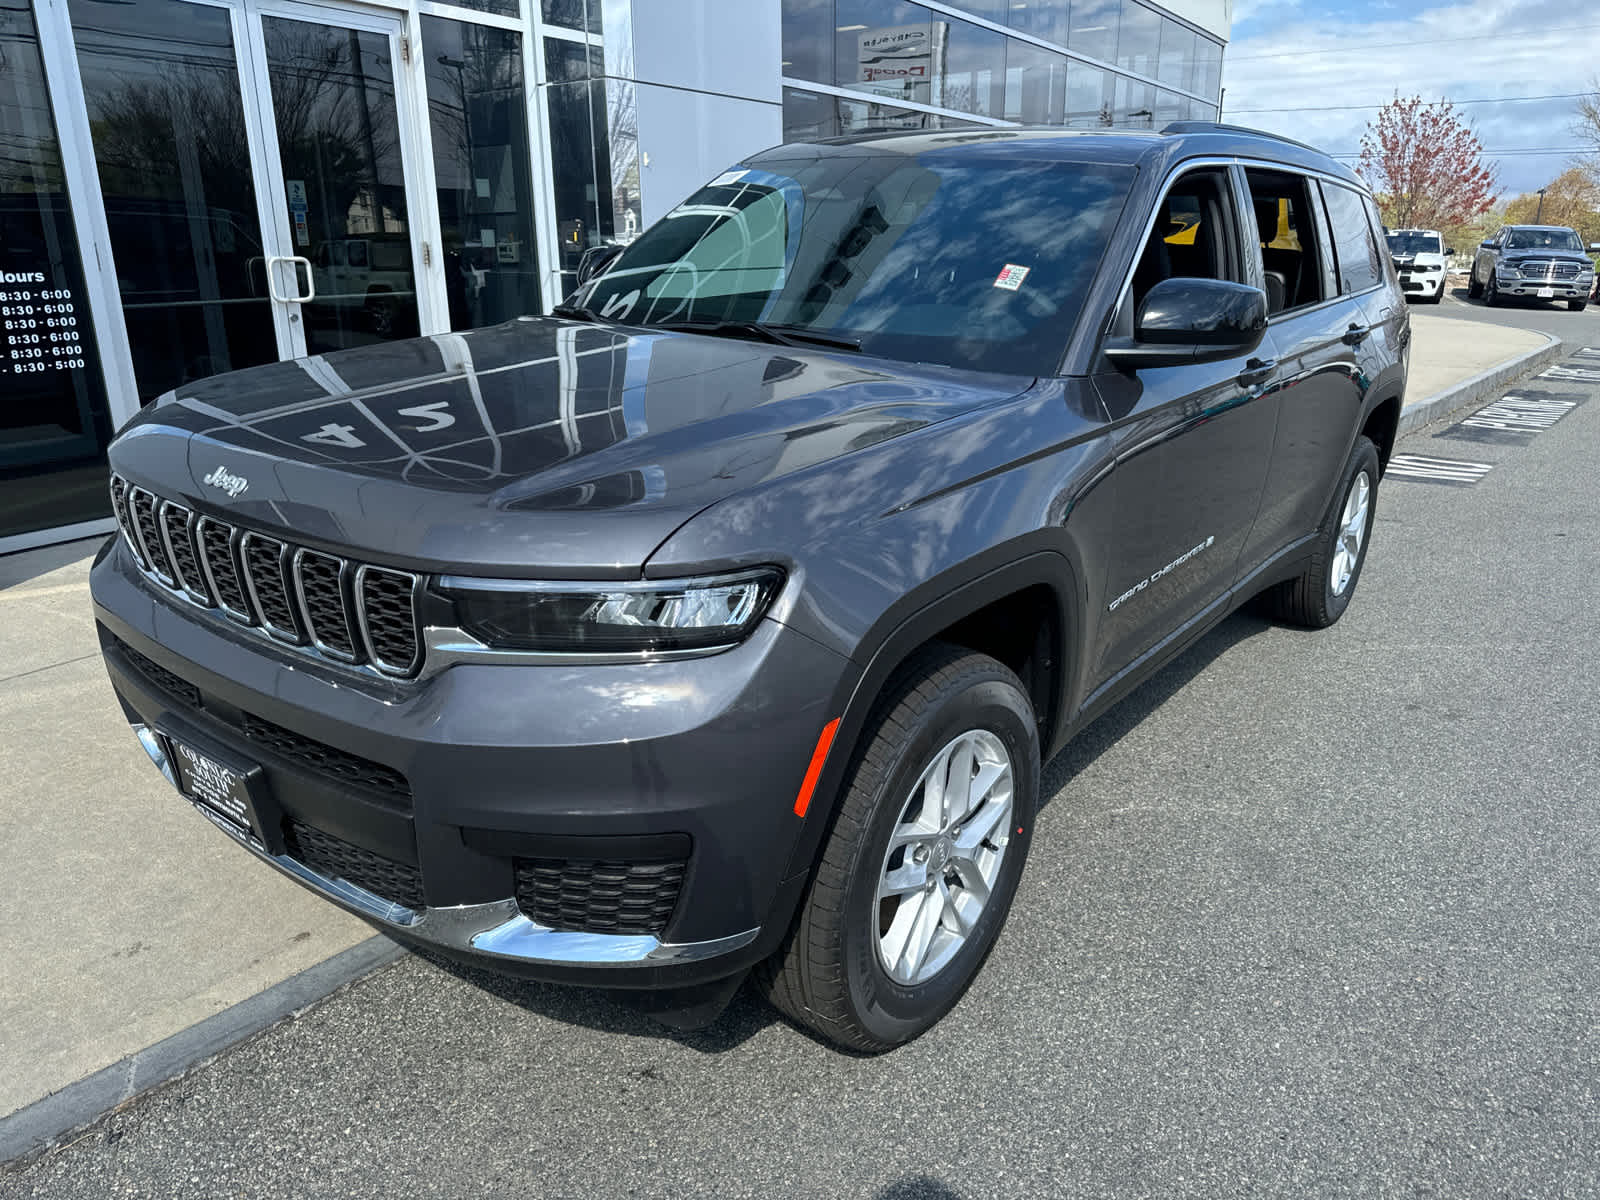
[1574,347,1600,359]
[1386,454,1495,485]
[1539,364,1600,383]
[1458,394,1577,433]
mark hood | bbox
[1392,252,1447,266]
[111,318,1029,577]
[1501,249,1594,265]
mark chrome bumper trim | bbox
[132,723,758,968]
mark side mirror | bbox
[1445,247,1456,256]
[1480,240,1494,249]
[576,244,624,286]
[1590,242,1600,252]
[1104,278,1268,370]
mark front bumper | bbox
[1496,273,1591,299]
[1397,266,1446,296]
[92,539,845,988]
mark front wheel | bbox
[1484,272,1501,307]
[1569,299,1587,313]
[1261,435,1380,629]
[759,644,1039,1052]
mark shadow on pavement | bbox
[406,946,779,1053]
[0,535,106,591]
[875,1177,966,1199]
[1039,608,1274,806]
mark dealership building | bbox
[1,0,1228,553]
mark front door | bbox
[69,0,435,404]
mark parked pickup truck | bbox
[1469,224,1597,311]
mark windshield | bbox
[1386,231,1442,255]
[1506,228,1584,252]
[576,152,1134,376]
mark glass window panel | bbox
[1195,36,1223,100]
[546,78,615,298]
[782,86,842,141]
[941,14,1007,117]
[545,36,603,81]
[422,17,541,330]
[1114,75,1154,128]
[1156,19,1195,91]
[262,19,419,353]
[1322,182,1384,294]
[835,1,1006,118]
[1153,87,1183,128]
[1005,39,1067,124]
[1,0,114,536]
[782,86,982,142]
[70,0,275,404]
[1064,59,1110,127]
[781,0,834,83]
[1115,0,1160,77]
[1067,0,1118,64]
[605,79,642,245]
[542,0,586,31]
[434,0,517,19]
[1007,1,1069,47]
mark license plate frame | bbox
[157,726,284,853]
[1537,286,1555,298]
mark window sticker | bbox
[994,263,1030,291]
[708,170,749,188]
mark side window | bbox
[1243,170,1327,315]
[1130,168,1240,313]
[1321,183,1384,293]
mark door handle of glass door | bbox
[266,255,316,304]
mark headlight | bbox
[438,568,784,653]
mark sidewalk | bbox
[0,311,1564,1161]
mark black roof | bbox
[758,121,1365,190]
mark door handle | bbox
[266,255,316,304]
[1342,323,1370,346]
[1237,356,1277,387]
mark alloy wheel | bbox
[874,729,1014,986]
[1330,470,1371,597]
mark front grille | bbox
[111,474,423,678]
[117,638,203,709]
[284,818,425,909]
[1518,259,1581,280]
[514,857,686,936]
[240,712,410,808]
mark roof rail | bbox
[1159,120,1328,157]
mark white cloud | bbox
[1222,0,1599,197]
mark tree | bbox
[1577,78,1600,180]
[1503,168,1600,246]
[1358,95,1497,230]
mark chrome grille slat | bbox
[111,474,422,680]
[158,502,211,605]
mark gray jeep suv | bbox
[1469,224,1596,311]
[91,123,1408,1051]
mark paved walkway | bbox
[0,311,1562,1150]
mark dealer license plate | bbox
[1538,287,1555,298]
[166,735,258,838]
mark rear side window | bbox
[1243,170,1327,314]
[1321,183,1385,294]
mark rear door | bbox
[1088,164,1279,685]
[1236,167,1367,574]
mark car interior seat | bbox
[1254,197,1300,314]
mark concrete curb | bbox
[1397,330,1565,437]
[0,936,407,1167]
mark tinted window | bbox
[1130,167,1239,312]
[1386,231,1443,255]
[580,153,1135,376]
[1321,183,1384,294]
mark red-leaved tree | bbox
[1358,95,1497,229]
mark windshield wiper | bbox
[550,303,604,322]
[646,319,861,353]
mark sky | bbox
[1220,0,1600,204]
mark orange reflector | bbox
[793,717,841,818]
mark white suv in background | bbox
[1386,228,1451,303]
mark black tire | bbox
[1484,272,1501,307]
[1261,435,1381,629]
[1467,271,1482,299]
[1425,285,1444,304]
[758,643,1039,1052]
[1568,300,1587,313]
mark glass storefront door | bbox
[70,0,430,403]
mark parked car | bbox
[91,123,1409,1052]
[1385,227,1451,303]
[1469,224,1597,311]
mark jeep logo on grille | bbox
[203,466,249,499]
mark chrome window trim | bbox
[292,548,360,664]
[353,564,423,678]
[239,532,304,645]
[157,501,212,606]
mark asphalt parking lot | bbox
[6,327,1600,1198]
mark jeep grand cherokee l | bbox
[1469,224,1596,311]
[91,123,1409,1052]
